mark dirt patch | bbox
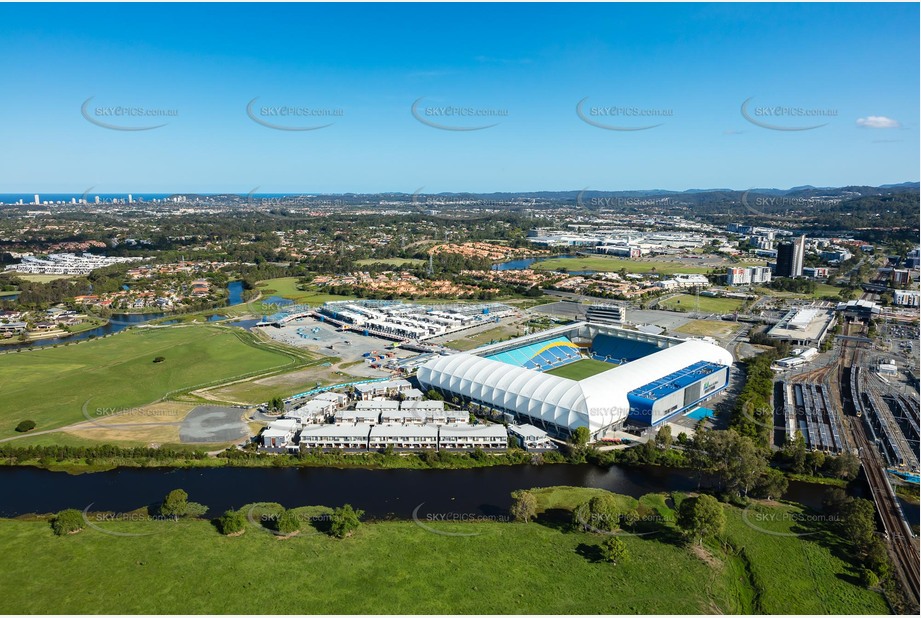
[691,543,723,569]
[65,401,192,444]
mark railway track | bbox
[839,330,920,608]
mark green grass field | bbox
[659,294,746,314]
[355,258,426,268]
[0,488,886,614]
[544,358,615,380]
[0,325,299,438]
[532,256,712,275]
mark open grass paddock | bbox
[0,487,886,614]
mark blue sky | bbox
[0,2,917,193]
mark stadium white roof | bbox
[417,339,732,434]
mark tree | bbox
[573,494,622,533]
[571,426,591,447]
[841,498,877,552]
[14,420,36,433]
[689,429,767,497]
[862,537,891,580]
[781,433,807,474]
[654,424,673,449]
[600,536,629,565]
[509,490,538,523]
[275,509,300,535]
[216,510,245,535]
[51,509,85,536]
[160,489,189,518]
[752,468,788,500]
[268,396,285,414]
[329,504,363,538]
[677,494,725,545]
[426,389,444,401]
[806,450,826,476]
[826,452,860,481]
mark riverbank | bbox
[0,486,887,614]
[0,444,561,474]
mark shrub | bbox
[509,490,538,523]
[276,510,300,535]
[329,504,363,538]
[153,356,165,363]
[600,536,629,565]
[216,510,245,535]
[51,509,84,536]
[859,568,879,588]
[15,420,36,433]
[160,489,189,518]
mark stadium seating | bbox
[486,336,582,371]
[590,334,660,364]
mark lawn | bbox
[0,325,298,438]
[544,358,615,380]
[532,256,712,275]
[0,488,886,614]
[674,319,740,339]
[355,258,426,268]
[203,361,360,405]
[659,294,746,314]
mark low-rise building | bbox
[334,409,382,424]
[284,399,334,424]
[656,273,710,290]
[368,424,439,450]
[313,391,350,407]
[298,423,372,450]
[893,290,920,307]
[262,418,300,449]
[353,379,413,400]
[508,424,554,451]
[438,424,508,450]
[401,388,425,401]
[803,266,830,279]
[767,307,837,346]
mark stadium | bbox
[416,322,732,439]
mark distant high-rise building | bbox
[128,194,133,203]
[776,235,805,278]
[726,266,772,286]
[33,194,39,205]
[94,196,100,204]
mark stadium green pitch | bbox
[544,358,616,380]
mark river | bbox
[1,280,246,350]
[0,463,836,519]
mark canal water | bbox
[0,463,831,519]
[1,281,245,350]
